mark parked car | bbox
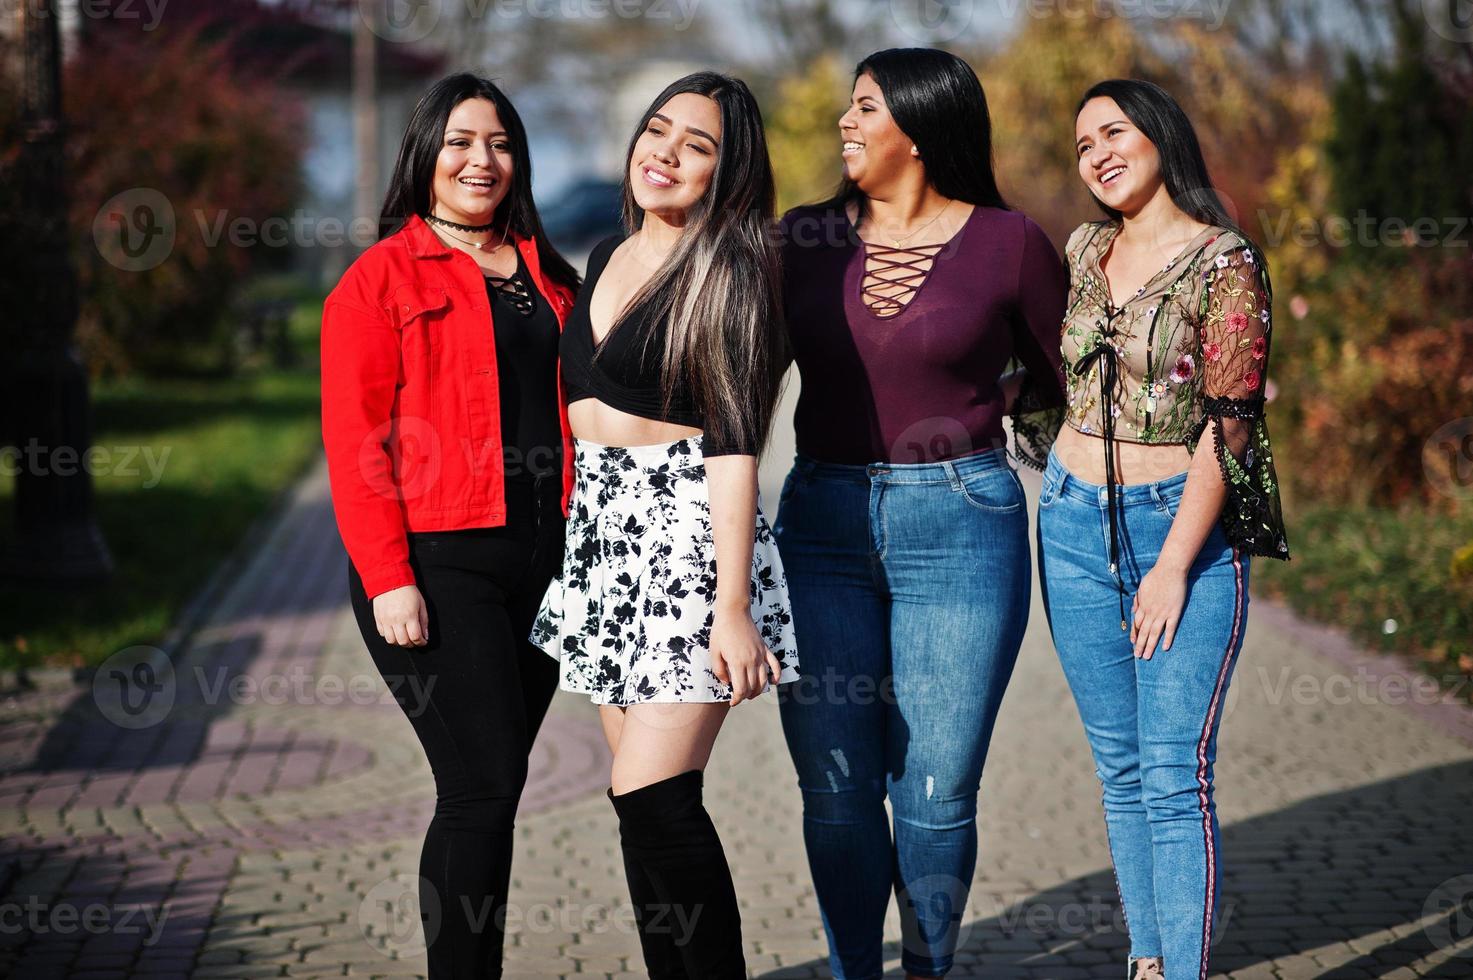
[538,179,623,263]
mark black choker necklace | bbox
[425,213,496,233]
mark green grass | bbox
[0,300,324,671]
[1255,501,1473,698]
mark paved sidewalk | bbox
[2,454,1471,979]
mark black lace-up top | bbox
[484,253,563,480]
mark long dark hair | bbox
[829,47,1008,211]
[1075,79,1238,232]
[612,71,785,457]
[378,72,579,293]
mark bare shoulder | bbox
[603,234,663,289]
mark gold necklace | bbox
[430,220,510,253]
[864,198,953,249]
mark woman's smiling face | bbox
[838,72,914,193]
[1075,96,1162,215]
[628,91,722,219]
[431,97,514,225]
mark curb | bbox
[0,451,330,698]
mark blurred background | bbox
[1,0,1470,702]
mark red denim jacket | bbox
[320,213,576,599]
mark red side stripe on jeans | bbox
[1196,547,1244,979]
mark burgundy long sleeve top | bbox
[779,201,1069,466]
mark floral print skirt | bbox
[530,434,800,705]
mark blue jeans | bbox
[773,447,1031,979]
[1036,448,1250,980]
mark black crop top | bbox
[559,234,754,456]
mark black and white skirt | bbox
[529,434,800,705]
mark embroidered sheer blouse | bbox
[1058,220,1290,563]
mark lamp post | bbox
[3,1,113,581]
[353,0,379,248]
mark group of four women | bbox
[320,45,1290,980]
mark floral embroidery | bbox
[1170,354,1195,384]
[1058,220,1290,560]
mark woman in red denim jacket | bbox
[319,73,580,979]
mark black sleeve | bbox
[700,433,757,458]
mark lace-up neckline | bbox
[486,271,534,316]
[859,242,948,317]
[847,203,975,319]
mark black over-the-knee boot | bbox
[608,787,687,979]
[608,770,745,979]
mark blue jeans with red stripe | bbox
[1036,448,1249,980]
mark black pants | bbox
[348,474,566,980]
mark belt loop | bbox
[942,460,963,492]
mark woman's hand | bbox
[709,604,781,705]
[1131,564,1187,659]
[998,369,1024,415]
[373,584,430,647]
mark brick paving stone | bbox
[3,449,1471,978]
